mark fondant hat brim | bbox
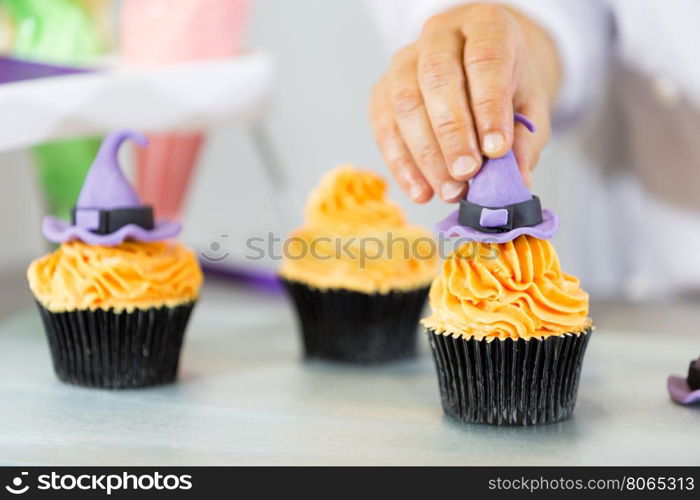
[667,375,700,405]
[435,208,560,243]
[43,216,181,246]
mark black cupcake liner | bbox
[427,328,592,426]
[36,301,196,389]
[282,279,429,363]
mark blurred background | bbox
[0,0,698,332]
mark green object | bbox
[3,0,103,63]
[3,0,107,219]
[32,138,101,221]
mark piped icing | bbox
[279,165,438,294]
[28,241,203,312]
[421,235,591,340]
[305,165,405,230]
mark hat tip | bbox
[437,113,554,242]
[466,149,532,206]
[44,130,180,245]
[101,130,148,157]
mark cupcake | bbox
[423,114,593,425]
[27,131,203,389]
[280,165,438,363]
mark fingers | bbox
[371,4,552,204]
[461,6,519,158]
[388,46,466,202]
[417,20,482,182]
[513,89,551,186]
[370,78,433,203]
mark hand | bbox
[370,3,561,203]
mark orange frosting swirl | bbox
[279,165,438,293]
[28,241,203,312]
[422,236,591,340]
[305,165,405,231]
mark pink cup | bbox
[121,0,251,220]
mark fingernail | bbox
[483,132,505,155]
[409,184,425,201]
[440,180,465,201]
[452,155,480,177]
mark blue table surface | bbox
[0,284,698,466]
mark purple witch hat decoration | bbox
[43,130,181,246]
[435,113,559,243]
[667,356,700,405]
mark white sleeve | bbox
[364,0,613,121]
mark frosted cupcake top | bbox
[422,235,591,340]
[28,241,203,313]
[28,130,202,313]
[279,165,438,294]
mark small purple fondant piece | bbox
[43,217,181,246]
[467,150,533,207]
[435,112,559,242]
[514,113,536,132]
[75,209,100,230]
[435,209,559,243]
[41,130,182,246]
[76,131,145,210]
[480,208,509,228]
[667,375,700,405]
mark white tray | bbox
[0,52,274,152]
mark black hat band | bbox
[688,359,700,391]
[72,206,155,235]
[458,196,544,234]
